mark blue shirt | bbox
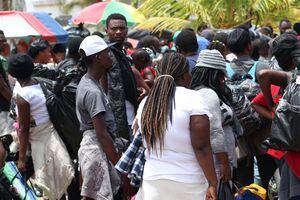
[196,35,210,53]
[186,54,199,74]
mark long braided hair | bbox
[190,67,232,105]
[141,52,189,152]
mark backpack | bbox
[35,77,82,160]
[228,86,261,138]
[226,61,262,138]
[226,61,261,101]
[263,71,300,151]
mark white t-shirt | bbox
[136,87,211,184]
[14,82,49,125]
[125,100,135,126]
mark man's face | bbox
[106,19,128,45]
[279,21,292,35]
[97,48,113,70]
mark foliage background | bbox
[135,0,300,33]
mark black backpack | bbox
[228,86,261,137]
[226,62,262,137]
[226,61,261,101]
[35,76,82,160]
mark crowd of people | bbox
[0,12,300,200]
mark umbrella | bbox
[72,1,145,26]
[0,11,68,43]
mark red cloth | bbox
[285,151,300,178]
[266,149,285,159]
[252,85,281,107]
[140,66,156,79]
[252,85,281,119]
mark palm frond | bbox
[253,0,289,16]
[137,0,299,30]
[136,17,191,32]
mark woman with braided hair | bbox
[135,52,218,200]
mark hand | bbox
[17,159,26,172]
[206,185,217,200]
[220,163,231,182]
[268,100,276,112]
[137,87,147,102]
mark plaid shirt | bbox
[115,130,145,188]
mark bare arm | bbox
[16,95,30,171]
[258,70,291,108]
[132,67,150,93]
[215,152,231,181]
[92,113,120,165]
[190,115,218,199]
[143,68,155,82]
[0,142,6,168]
[252,103,273,120]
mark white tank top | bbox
[15,82,49,125]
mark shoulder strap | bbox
[34,78,50,98]
[226,63,235,79]
[248,61,259,82]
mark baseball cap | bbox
[79,35,113,56]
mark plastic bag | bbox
[32,64,56,81]
[263,73,300,151]
[235,183,266,200]
[218,181,234,200]
[2,161,37,200]
[38,80,82,159]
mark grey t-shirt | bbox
[76,74,117,138]
[229,55,270,82]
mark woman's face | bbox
[219,73,226,89]
[40,46,52,64]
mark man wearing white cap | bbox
[76,35,129,200]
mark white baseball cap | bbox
[79,35,112,56]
